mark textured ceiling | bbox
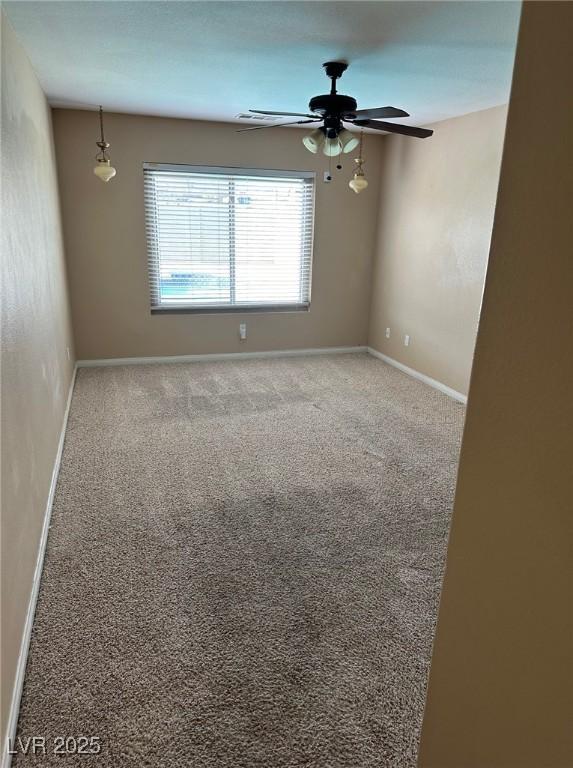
[4,1,521,127]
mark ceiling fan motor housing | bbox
[308,94,357,118]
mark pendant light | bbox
[93,106,116,182]
[349,130,368,194]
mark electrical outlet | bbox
[404,334,410,347]
[239,323,247,340]
[385,327,391,339]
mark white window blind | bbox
[143,164,315,312]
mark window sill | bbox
[151,304,310,316]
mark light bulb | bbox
[339,128,360,154]
[94,158,116,182]
[323,136,342,157]
[302,128,325,154]
[349,172,369,194]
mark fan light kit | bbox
[302,125,359,156]
[239,61,432,190]
[93,106,116,182]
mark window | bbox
[143,164,315,313]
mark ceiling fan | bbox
[238,61,433,155]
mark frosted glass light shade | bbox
[349,173,369,193]
[302,128,325,154]
[339,129,360,154]
[323,136,342,157]
[94,159,116,182]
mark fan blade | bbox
[250,109,318,118]
[353,119,433,139]
[237,119,320,133]
[350,106,410,119]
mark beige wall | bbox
[418,3,573,766]
[0,14,75,750]
[52,110,383,360]
[369,106,507,395]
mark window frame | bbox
[143,163,316,315]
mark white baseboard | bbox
[367,347,467,404]
[77,346,367,367]
[2,365,78,768]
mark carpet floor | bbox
[14,353,464,767]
